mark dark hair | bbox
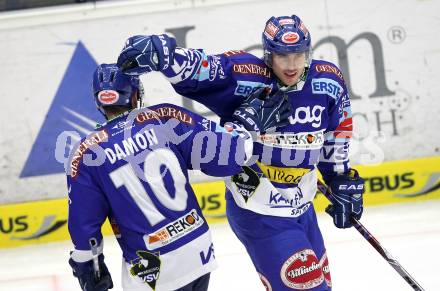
[103,105,131,117]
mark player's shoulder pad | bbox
[310,59,345,83]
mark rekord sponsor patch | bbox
[311,78,344,100]
[258,131,324,150]
[20,41,102,178]
[234,80,269,97]
[144,209,204,250]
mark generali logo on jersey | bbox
[233,63,271,78]
[69,130,108,178]
[136,106,194,125]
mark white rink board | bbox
[0,200,439,291]
[0,0,439,203]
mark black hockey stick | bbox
[317,179,425,291]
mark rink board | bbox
[1,156,439,248]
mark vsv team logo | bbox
[20,41,104,178]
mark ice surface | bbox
[1,200,439,291]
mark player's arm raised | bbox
[116,34,236,104]
[172,88,291,177]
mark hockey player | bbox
[66,63,291,291]
[116,14,365,291]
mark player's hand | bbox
[325,168,365,228]
[232,87,292,133]
[69,254,113,291]
[117,34,177,75]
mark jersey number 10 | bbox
[109,148,189,226]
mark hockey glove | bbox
[69,254,113,291]
[117,34,177,75]
[325,168,365,229]
[232,87,292,133]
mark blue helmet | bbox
[262,15,311,66]
[92,63,144,117]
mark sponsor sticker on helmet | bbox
[264,21,279,40]
[98,90,119,105]
[279,18,295,26]
[281,32,300,44]
[299,21,309,37]
[280,249,324,290]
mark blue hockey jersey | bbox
[160,48,352,218]
[66,103,252,290]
